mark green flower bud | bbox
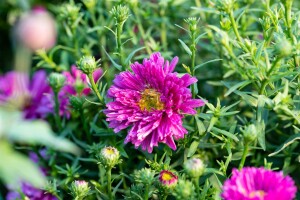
[77,56,97,75]
[172,179,195,200]
[110,5,130,25]
[59,1,81,26]
[241,124,258,143]
[82,0,96,10]
[99,146,121,168]
[275,38,292,57]
[184,17,199,33]
[215,0,235,13]
[69,96,84,111]
[134,168,155,185]
[184,158,205,178]
[220,17,231,31]
[70,180,90,199]
[48,72,66,92]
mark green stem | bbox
[88,73,103,103]
[107,167,113,200]
[143,184,149,200]
[193,178,201,199]
[116,23,125,69]
[54,91,62,131]
[229,10,242,44]
[239,143,249,170]
[191,33,196,99]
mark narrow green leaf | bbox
[223,80,252,97]
[125,46,145,65]
[195,116,206,135]
[195,32,208,44]
[269,133,300,157]
[255,41,265,62]
[194,59,223,71]
[211,127,239,142]
[178,39,192,56]
[187,141,200,157]
[102,46,122,71]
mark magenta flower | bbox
[159,170,178,187]
[0,70,52,119]
[58,65,103,117]
[105,52,205,153]
[221,167,297,200]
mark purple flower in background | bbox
[105,52,205,153]
[0,70,52,119]
[58,65,103,117]
[221,167,297,200]
[6,182,57,200]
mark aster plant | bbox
[0,0,300,199]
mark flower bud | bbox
[275,38,292,57]
[134,168,155,185]
[16,7,56,50]
[215,0,234,13]
[172,179,195,200]
[48,72,66,92]
[99,146,121,168]
[159,170,178,188]
[70,180,90,199]
[59,1,81,27]
[184,17,199,33]
[220,17,231,31]
[77,56,98,75]
[69,96,84,111]
[241,124,258,143]
[184,158,205,178]
[82,0,97,10]
[110,5,130,25]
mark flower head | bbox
[0,70,53,119]
[159,170,178,188]
[99,146,121,168]
[16,7,56,50]
[221,167,297,200]
[70,180,90,199]
[184,158,205,178]
[105,52,205,152]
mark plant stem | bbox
[228,10,242,44]
[107,167,113,200]
[193,178,201,199]
[88,73,103,103]
[143,184,149,200]
[116,23,125,69]
[239,143,249,170]
[191,32,196,99]
[54,91,62,131]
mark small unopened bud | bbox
[220,17,231,31]
[184,158,205,178]
[159,170,178,188]
[70,180,90,199]
[134,168,155,185]
[77,56,98,75]
[241,124,258,143]
[275,38,292,57]
[110,5,130,25]
[82,0,97,10]
[184,17,199,33]
[215,0,234,13]
[48,72,66,92]
[99,146,121,168]
[59,2,81,26]
[172,179,195,199]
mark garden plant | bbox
[0,0,300,199]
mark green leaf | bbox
[211,127,239,142]
[187,141,200,157]
[102,46,122,71]
[194,59,222,71]
[195,32,208,44]
[256,121,266,151]
[223,80,252,97]
[125,46,145,65]
[269,133,300,157]
[195,116,206,135]
[178,39,192,56]
[0,141,46,187]
[255,41,265,62]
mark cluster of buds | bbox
[110,5,130,26]
[48,72,66,93]
[134,168,155,186]
[70,180,90,200]
[98,146,121,169]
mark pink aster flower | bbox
[221,167,297,200]
[159,170,178,187]
[105,52,205,153]
[0,70,52,119]
[58,65,103,117]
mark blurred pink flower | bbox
[16,6,56,50]
[0,70,53,119]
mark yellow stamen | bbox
[138,88,164,111]
[249,190,265,199]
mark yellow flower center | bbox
[104,147,116,156]
[138,88,164,111]
[162,172,173,181]
[249,190,265,199]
